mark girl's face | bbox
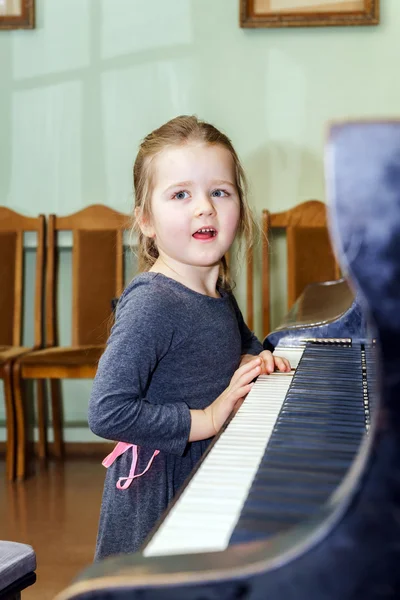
[142,142,241,274]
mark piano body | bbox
[56,122,400,599]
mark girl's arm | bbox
[88,287,191,456]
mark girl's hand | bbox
[240,351,291,375]
[204,357,262,435]
[189,357,262,442]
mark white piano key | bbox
[273,347,305,370]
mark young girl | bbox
[88,115,290,561]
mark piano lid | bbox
[265,277,369,350]
[275,278,354,329]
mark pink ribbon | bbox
[102,442,160,490]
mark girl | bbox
[88,115,290,560]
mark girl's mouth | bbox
[192,228,217,240]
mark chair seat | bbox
[0,346,30,366]
[19,345,105,367]
[0,541,36,593]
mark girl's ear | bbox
[135,207,155,238]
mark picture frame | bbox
[240,0,380,28]
[0,0,34,30]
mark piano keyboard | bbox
[144,347,305,557]
[231,343,367,544]
[143,343,369,558]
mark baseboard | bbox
[0,441,113,458]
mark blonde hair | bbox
[132,115,255,290]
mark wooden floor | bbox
[0,458,105,600]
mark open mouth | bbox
[192,227,217,240]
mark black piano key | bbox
[248,466,343,486]
[271,437,362,452]
[249,479,337,498]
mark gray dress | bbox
[88,272,263,560]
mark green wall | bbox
[0,0,397,443]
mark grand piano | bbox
[55,121,400,599]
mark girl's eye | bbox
[172,191,190,200]
[211,189,229,198]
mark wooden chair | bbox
[261,200,341,338]
[0,208,45,481]
[13,205,130,480]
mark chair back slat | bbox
[72,229,123,346]
[287,226,339,308]
[47,205,130,349]
[0,232,18,345]
[13,231,24,346]
[262,200,340,337]
[0,208,45,348]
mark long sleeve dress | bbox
[88,272,263,560]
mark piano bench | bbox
[0,542,36,600]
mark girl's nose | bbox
[194,196,216,217]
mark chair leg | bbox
[50,379,64,459]
[3,361,16,481]
[36,379,47,460]
[13,360,27,480]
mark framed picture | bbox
[240,0,380,28]
[0,0,34,30]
